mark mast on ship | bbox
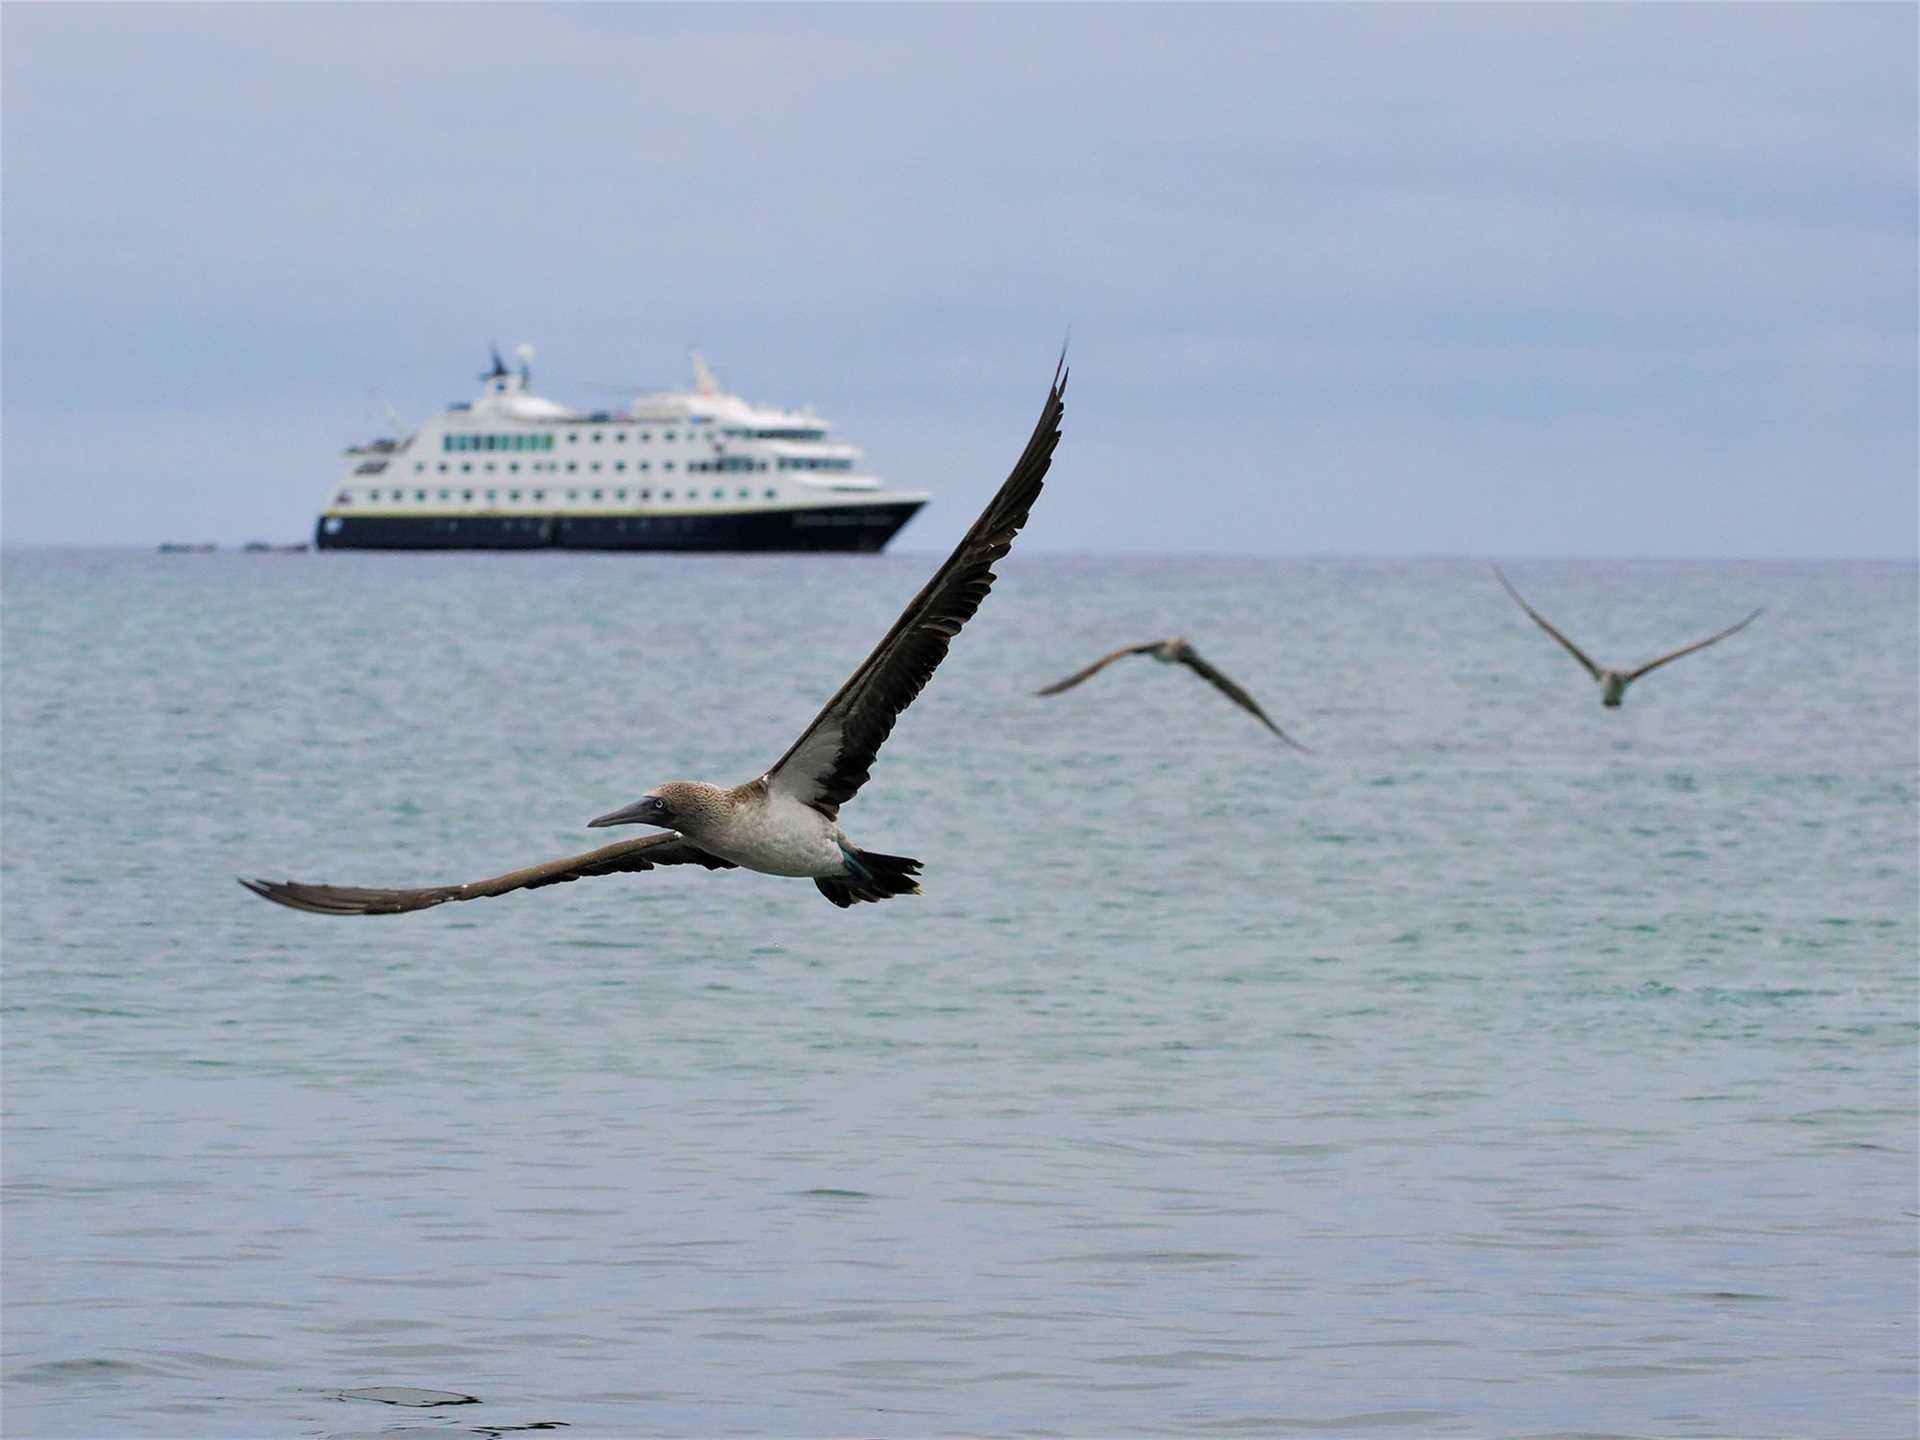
[691,350,721,398]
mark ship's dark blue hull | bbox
[314,501,925,553]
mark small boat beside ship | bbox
[316,346,928,553]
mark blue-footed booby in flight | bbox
[241,357,1067,914]
[1035,637,1309,751]
[1493,565,1762,708]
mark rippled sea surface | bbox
[3,549,1915,1438]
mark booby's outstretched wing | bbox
[1623,607,1763,683]
[239,833,733,916]
[1494,566,1603,681]
[1172,645,1312,752]
[1033,642,1163,696]
[1037,639,1309,751]
[765,357,1068,819]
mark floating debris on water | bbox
[339,1386,480,1407]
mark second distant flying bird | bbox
[1035,637,1309,751]
[241,358,1067,914]
[1493,566,1761,708]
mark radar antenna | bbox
[366,387,407,441]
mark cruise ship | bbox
[317,346,928,552]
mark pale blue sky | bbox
[3,3,1913,555]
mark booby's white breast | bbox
[700,790,845,877]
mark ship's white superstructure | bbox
[317,346,928,553]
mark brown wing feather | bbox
[765,356,1067,817]
[1493,565,1604,682]
[238,833,734,916]
[1034,641,1163,696]
[1623,607,1763,683]
[1175,647,1311,752]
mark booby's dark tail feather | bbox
[815,849,923,908]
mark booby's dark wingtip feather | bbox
[764,354,1068,815]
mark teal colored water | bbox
[3,549,1915,1438]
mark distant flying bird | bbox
[241,358,1067,914]
[1493,566,1762,708]
[1034,637,1309,751]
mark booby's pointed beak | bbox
[589,794,669,829]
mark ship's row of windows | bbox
[414,453,851,479]
[443,425,829,450]
[445,433,557,452]
[345,486,782,505]
[415,459,701,475]
[445,428,685,450]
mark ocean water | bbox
[2,548,1914,1439]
